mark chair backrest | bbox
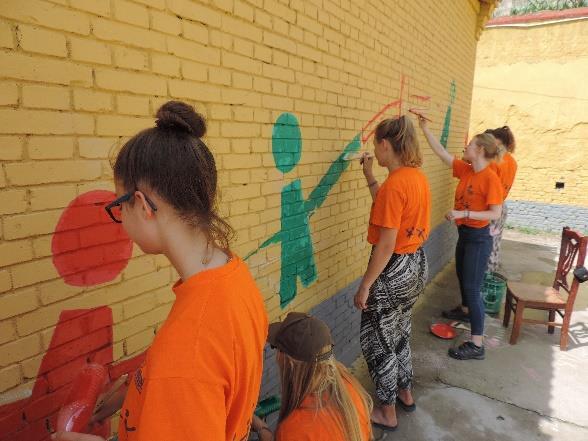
[553,227,588,303]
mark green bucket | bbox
[482,272,507,314]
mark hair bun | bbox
[155,100,206,137]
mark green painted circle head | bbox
[272,113,301,173]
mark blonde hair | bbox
[474,133,504,162]
[277,348,373,441]
[374,116,422,167]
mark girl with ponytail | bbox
[418,115,503,362]
[487,126,518,272]
[353,116,431,431]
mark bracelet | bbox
[367,181,377,188]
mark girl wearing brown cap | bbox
[251,312,373,441]
[355,116,431,431]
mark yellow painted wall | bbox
[0,0,492,398]
[470,19,588,206]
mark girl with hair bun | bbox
[418,116,503,361]
[53,101,268,441]
[487,126,518,272]
[354,116,431,431]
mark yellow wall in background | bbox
[470,19,588,207]
[0,0,493,398]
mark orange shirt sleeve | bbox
[486,171,504,206]
[452,158,471,178]
[128,377,227,440]
[370,181,404,230]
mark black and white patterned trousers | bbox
[360,248,428,406]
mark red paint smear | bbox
[361,99,401,143]
[0,308,146,440]
[410,95,431,102]
[52,190,132,287]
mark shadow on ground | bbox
[352,230,588,440]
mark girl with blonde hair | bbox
[251,312,372,441]
[354,115,431,431]
[419,115,503,361]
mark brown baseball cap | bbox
[268,312,334,362]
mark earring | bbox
[201,241,212,266]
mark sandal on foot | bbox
[371,421,398,432]
[396,397,416,412]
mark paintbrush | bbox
[408,108,432,122]
[342,152,374,161]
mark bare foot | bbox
[371,405,397,427]
[398,388,414,405]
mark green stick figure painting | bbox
[245,112,360,308]
[440,80,457,148]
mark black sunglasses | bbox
[104,191,158,223]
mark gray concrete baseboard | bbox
[506,200,588,234]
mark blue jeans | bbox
[455,225,492,336]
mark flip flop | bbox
[371,420,398,432]
[396,397,416,412]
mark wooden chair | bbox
[503,227,588,350]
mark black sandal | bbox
[396,396,416,412]
[371,421,398,432]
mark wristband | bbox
[368,181,377,188]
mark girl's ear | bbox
[134,191,155,219]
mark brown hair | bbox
[374,116,422,167]
[474,133,503,162]
[491,126,516,153]
[276,348,372,441]
[112,100,233,251]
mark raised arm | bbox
[418,116,454,167]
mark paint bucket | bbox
[482,272,507,315]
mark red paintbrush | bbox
[409,108,432,122]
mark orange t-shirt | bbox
[367,167,431,253]
[453,159,504,228]
[118,255,268,441]
[489,152,518,199]
[275,378,371,441]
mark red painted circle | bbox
[52,190,133,287]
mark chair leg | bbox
[510,301,525,345]
[560,312,572,351]
[548,310,555,334]
[503,291,512,328]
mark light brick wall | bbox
[0,0,494,433]
[470,19,588,209]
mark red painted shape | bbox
[360,75,431,143]
[487,7,588,25]
[52,190,133,287]
[0,308,146,440]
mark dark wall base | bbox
[506,200,588,234]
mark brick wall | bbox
[0,0,494,438]
[470,18,588,219]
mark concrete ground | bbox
[351,229,588,441]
